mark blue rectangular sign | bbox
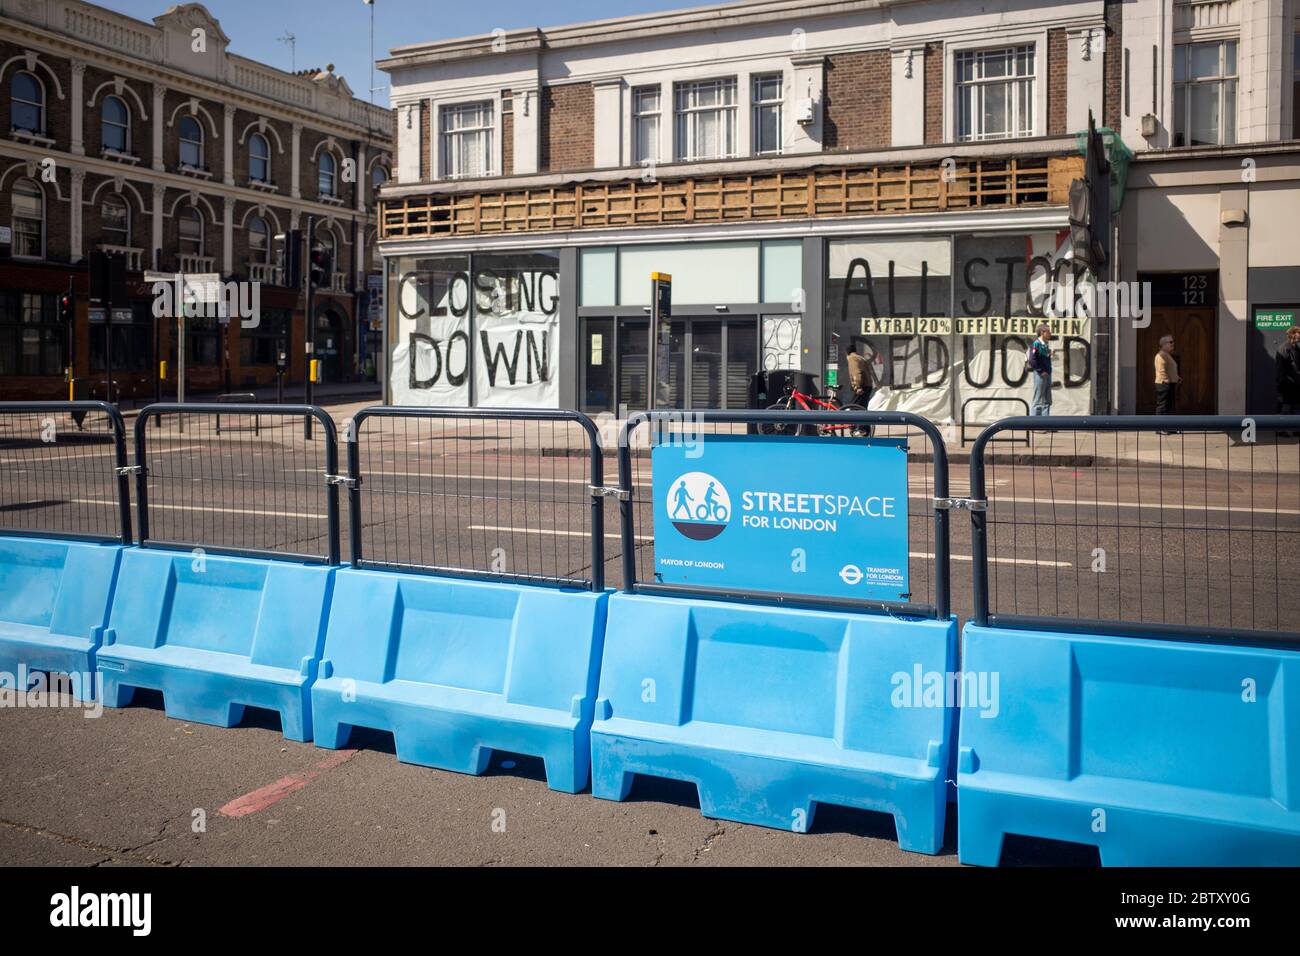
[651,433,910,602]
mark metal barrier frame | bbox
[134,403,340,565]
[969,414,1300,647]
[959,396,1030,447]
[618,408,951,619]
[0,400,133,545]
[348,406,606,592]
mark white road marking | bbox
[69,498,322,519]
[468,524,651,542]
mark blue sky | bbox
[97,0,705,107]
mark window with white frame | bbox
[1173,40,1238,147]
[10,71,44,134]
[752,74,783,156]
[249,132,271,182]
[101,194,129,246]
[179,115,204,168]
[633,86,662,164]
[11,178,44,258]
[318,151,337,197]
[440,102,494,178]
[954,45,1036,142]
[178,205,203,255]
[674,78,738,161]
[101,95,130,153]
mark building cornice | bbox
[0,138,378,224]
[380,0,917,69]
[0,0,393,144]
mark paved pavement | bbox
[1,400,1297,866]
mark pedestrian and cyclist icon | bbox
[666,472,731,540]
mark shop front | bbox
[384,220,1091,424]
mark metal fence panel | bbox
[134,403,339,564]
[348,407,606,591]
[970,415,1300,643]
[0,401,131,544]
[617,408,950,619]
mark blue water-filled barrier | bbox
[97,547,334,741]
[590,592,959,853]
[0,535,122,700]
[311,568,608,793]
[958,622,1300,865]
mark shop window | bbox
[10,71,44,134]
[1173,40,1237,147]
[239,307,290,366]
[0,292,63,377]
[674,78,737,161]
[101,95,130,153]
[179,115,204,168]
[752,74,783,156]
[441,102,494,178]
[633,87,661,165]
[90,302,151,372]
[249,132,271,183]
[11,178,44,258]
[954,45,1036,142]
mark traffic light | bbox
[309,243,332,290]
[59,290,75,325]
[282,229,303,289]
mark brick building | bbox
[0,0,393,401]
[376,0,1300,419]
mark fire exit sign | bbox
[1254,308,1298,330]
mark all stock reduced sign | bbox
[650,434,910,603]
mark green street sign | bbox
[1254,308,1298,330]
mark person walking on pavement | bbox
[1027,323,1053,416]
[847,348,875,407]
[1154,334,1181,416]
[1277,326,1300,436]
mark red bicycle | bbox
[757,385,872,438]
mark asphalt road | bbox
[1,403,1297,866]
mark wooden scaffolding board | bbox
[380,153,1084,241]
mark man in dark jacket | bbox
[1278,327,1300,436]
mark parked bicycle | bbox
[757,383,872,438]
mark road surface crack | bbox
[0,815,178,866]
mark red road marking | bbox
[218,750,357,818]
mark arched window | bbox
[248,216,270,264]
[101,194,130,246]
[371,164,387,197]
[11,71,44,134]
[102,95,130,153]
[178,205,203,255]
[249,132,271,183]
[318,152,336,197]
[11,178,44,257]
[179,116,203,168]
[315,227,335,265]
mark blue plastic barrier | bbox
[97,547,334,741]
[958,623,1300,866]
[590,592,958,853]
[0,535,122,700]
[311,568,608,793]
